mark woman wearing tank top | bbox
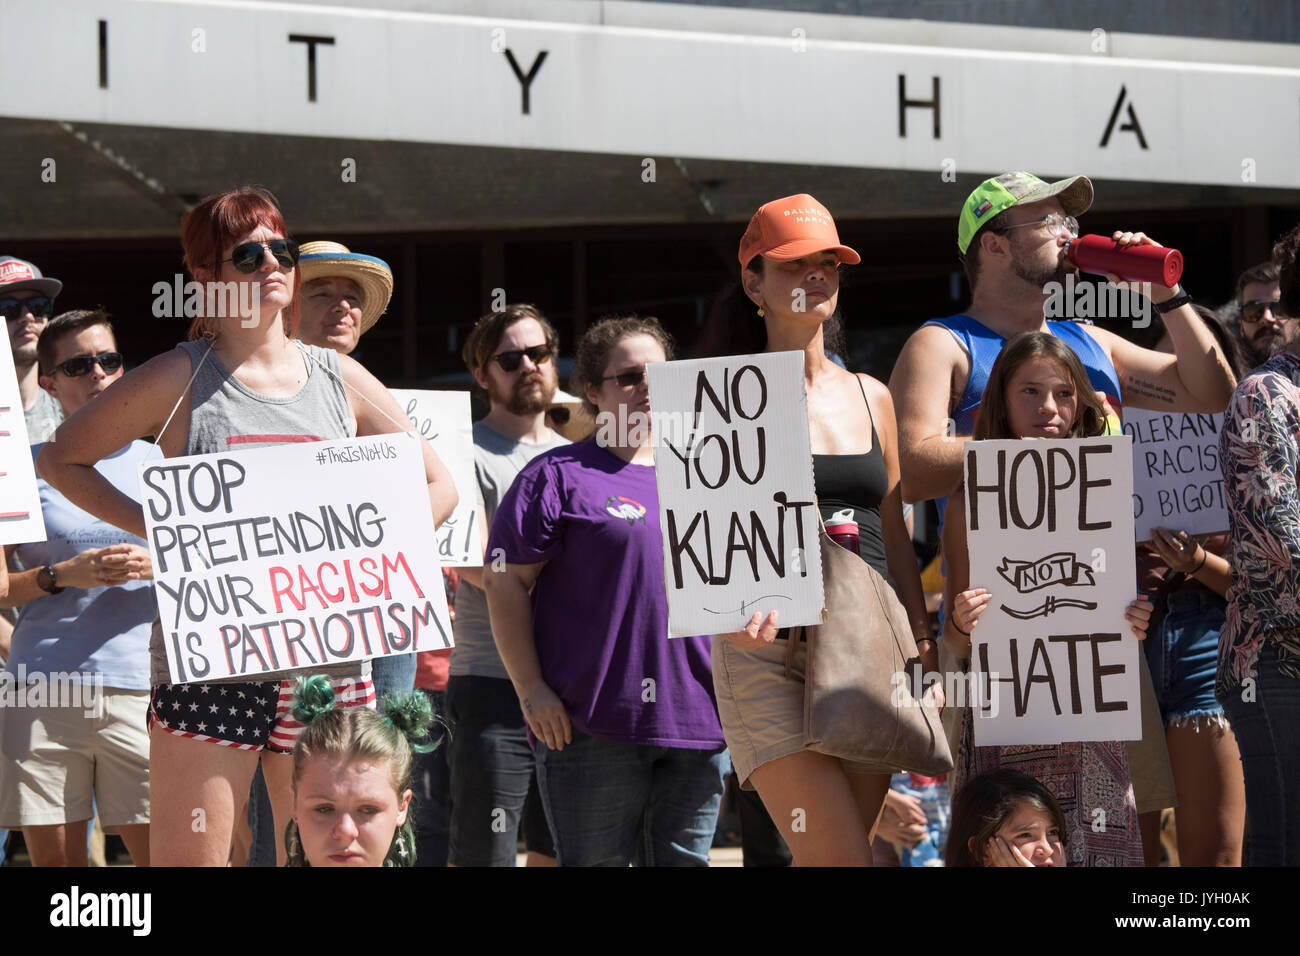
[38,187,458,866]
[697,195,936,866]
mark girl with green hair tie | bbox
[285,675,440,867]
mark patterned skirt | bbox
[953,707,1144,867]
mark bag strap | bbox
[156,340,214,449]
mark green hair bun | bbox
[380,691,439,753]
[291,675,337,725]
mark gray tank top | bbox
[149,339,368,686]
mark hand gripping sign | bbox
[648,351,824,638]
[139,433,452,684]
[963,436,1141,746]
[1123,408,1228,542]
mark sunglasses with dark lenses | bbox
[222,238,300,274]
[0,296,55,321]
[490,345,553,372]
[52,351,124,378]
[1242,299,1283,324]
[600,368,648,388]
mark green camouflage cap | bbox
[957,172,1094,255]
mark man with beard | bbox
[445,304,566,866]
[0,257,64,442]
[889,172,1237,863]
[1234,260,1293,367]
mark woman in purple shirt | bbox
[485,315,726,866]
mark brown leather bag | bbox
[784,525,953,775]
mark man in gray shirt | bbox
[448,304,569,867]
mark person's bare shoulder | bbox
[890,323,970,414]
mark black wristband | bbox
[950,616,970,637]
[37,565,64,595]
[1154,286,1192,314]
[1189,548,1208,576]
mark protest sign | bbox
[963,437,1141,746]
[0,331,45,545]
[648,351,823,639]
[140,433,451,684]
[1123,408,1228,542]
[389,389,481,566]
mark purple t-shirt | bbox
[489,438,724,749]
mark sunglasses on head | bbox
[51,351,123,378]
[490,345,552,372]
[1242,299,1283,324]
[0,296,55,322]
[221,238,300,274]
[600,368,647,388]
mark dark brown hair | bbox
[973,331,1108,441]
[38,309,117,376]
[460,303,560,400]
[1236,259,1280,302]
[573,314,675,415]
[179,186,299,341]
[959,209,1011,291]
[695,256,848,360]
[946,769,1070,867]
[1272,224,1300,319]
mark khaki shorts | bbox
[0,687,150,829]
[1127,653,1178,813]
[712,634,883,789]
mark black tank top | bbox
[812,378,890,580]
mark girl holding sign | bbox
[37,187,458,866]
[943,331,1152,867]
[702,195,935,867]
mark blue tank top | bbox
[924,315,1125,537]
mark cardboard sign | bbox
[964,437,1141,746]
[648,351,823,638]
[389,389,481,566]
[140,434,452,684]
[1123,408,1228,542]
[0,330,46,545]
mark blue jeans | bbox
[1222,642,1300,866]
[371,653,417,703]
[535,729,726,867]
[411,689,450,867]
[445,675,554,866]
[1145,592,1226,726]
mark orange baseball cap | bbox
[738,194,861,268]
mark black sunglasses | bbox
[600,368,647,388]
[490,345,552,372]
[0,296,55,322]
[1242,299,1283,324]
[52,351,123,378]
[221,239,300,274]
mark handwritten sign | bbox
[0,331,45,544]
[389,389,481,566]
[140,434,452,683]
[1123,408,1228,542]
[648,351,823,638]
[964,437,1140,746]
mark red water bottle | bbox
[825,508,859,555]
[1064,234,1183,287]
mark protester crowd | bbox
[0,171,1297,867]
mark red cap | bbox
[738,194,860,268]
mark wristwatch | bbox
[36,565,64,595]
[1154,285,1193,314]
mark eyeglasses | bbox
[600,368,647,388]
[51,351,123,377]
[1242,299,1284,324]
[996,213,1079,240]
[0,296,55,322]
[221,239,300,274]
[490,345,552,372]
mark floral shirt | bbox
[1218,350,1300,698]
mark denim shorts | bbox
[1144,592,1227,727]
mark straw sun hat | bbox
[296,241,394,335]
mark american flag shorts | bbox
[148,674,377,753]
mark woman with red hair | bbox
[38,186,458,865]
